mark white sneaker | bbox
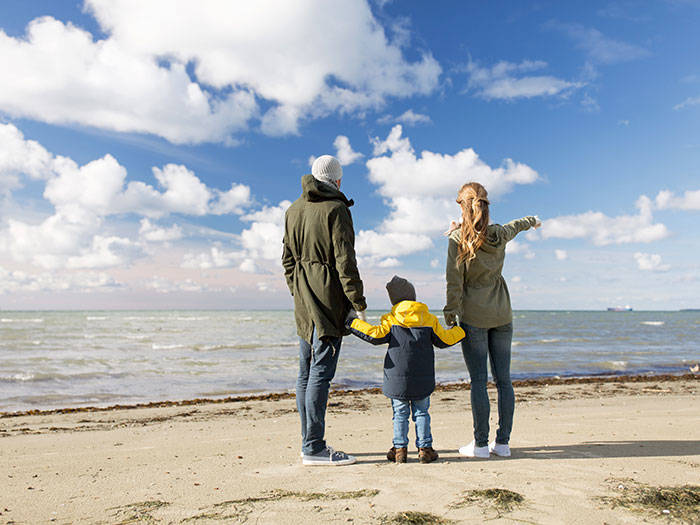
[302,446,356,466]
[458,441,489,458]
[489,441,511,457]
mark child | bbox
[346,275,466,463]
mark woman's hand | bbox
[533,215,542,229]
[443,220,460,236]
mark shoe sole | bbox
[302,458,357,466]
[458,449,490,458]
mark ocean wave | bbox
[86,316,108,321]
[601,360,628,371]
[539,338,561,343]
[194,341,299,351]
[641,321,664,326]
[151,343,185,350]
[1,318,44,323]
[1,371,126,383]
[512,341,523,346]
[176,316,210,321]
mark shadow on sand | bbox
[351,440,700,464]
[514,440,700,460]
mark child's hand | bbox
[357,310,367,322]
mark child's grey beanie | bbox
[386,275,416,305]
[311,155,343,186]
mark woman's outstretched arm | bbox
[501,215,541,243]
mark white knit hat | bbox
[311,155,343,186]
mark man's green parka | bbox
[282,175,366,342]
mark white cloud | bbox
[396,109,432,125]
[673,96,700,110]
[377,257,401,268]
[506,240,535,258]
[465,59,583,100]
[369,125,538,200]
[179,199,293,273]
[181,245,243,269]
[0,124,253,270]
[66,235,141,269]
[556,23,651,65]
[581,92,600,112]
[634,252,670,272]
[366,125,539,239]
[555,249,568,260]
[0,123,53,195]
[379,109,432,126]
[356,230,433,257]
[511,275,522,283]
[655,189,700,210]
[239,201,291,264]
[0,2,441,143]
[429,258,439,268]
[333,135,364,166]
[143,276,205,293]
[540,195,669,246]
[0,17,256,144]
[139,219,183,242]
[0,266,120,293]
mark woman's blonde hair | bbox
[456,182,490,264]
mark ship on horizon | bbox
[607,305,633,312]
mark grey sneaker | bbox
[302,446,356,466]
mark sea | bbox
[1,310,698,413]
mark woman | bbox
[443,182,540,458]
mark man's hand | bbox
[533,215,542,229]
[444,311,457,326]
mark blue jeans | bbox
[391,397,432,449]
[296,328,342,455]
[460,322,514,447]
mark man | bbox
[282,154,367,466]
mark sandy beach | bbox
[1,375,698,524]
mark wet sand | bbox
[1,375,698,524]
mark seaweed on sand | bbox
[108,500,169,524]
[379,511,453,524]
[599,480,700,523]
[450,488,525,514]
[183,488,379,522]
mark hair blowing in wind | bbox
[456,182,490,264]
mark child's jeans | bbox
[391,396,432,448]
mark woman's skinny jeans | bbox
[460,322,514,447]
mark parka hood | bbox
[390,300,431,327]
[301,174,353,207]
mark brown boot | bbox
[418,447,439,463]
[387,446,407,463]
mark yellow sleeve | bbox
[430,314,466,348]
[349,314,392,345]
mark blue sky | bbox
[0,0,698,310]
